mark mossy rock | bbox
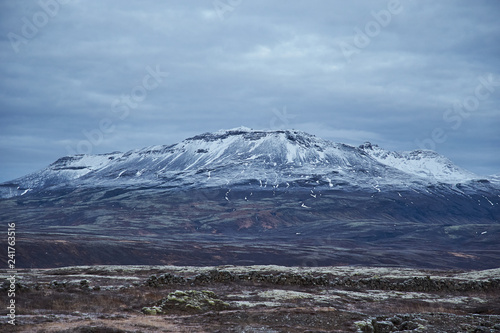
[141,306,162,315]
[154,290,230,313]
[354,320,374,333]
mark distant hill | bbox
[1,128,498,269]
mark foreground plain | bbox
[1,265,500,332]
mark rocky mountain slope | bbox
[0,128,499,269]
[0,127,490,198]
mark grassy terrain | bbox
[1,265,499,332]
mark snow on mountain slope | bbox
[0,128,488,198]
[358,142,477,183]
[0,153,123,197]
[489,174,500,185]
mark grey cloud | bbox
[1,0,499,182]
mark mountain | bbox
[0,127,487,198]
[1,128,499,269]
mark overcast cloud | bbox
[1,0,499,182]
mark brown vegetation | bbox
[1,265,499,332]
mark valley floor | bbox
[1,265,500,332]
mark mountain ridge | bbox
[0,127,492,199]
[1,128,499,269]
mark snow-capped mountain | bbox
[1,128,499,269]
[358,142,477,183]
[0,127,491,198]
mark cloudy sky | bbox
[1,0,499,182]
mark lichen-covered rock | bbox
[49,280,68,290]
[141,306,162,315]
[152,290,230,313]
[388,316,402,326]
[400,320,419,330]
[79,279,91,290]
[355,319,374,333]
[146,273,187,287]
[372,320,395,333]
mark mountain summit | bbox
[1,128,499,269]
[0,128,485,198]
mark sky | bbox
[1,0,499,182]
